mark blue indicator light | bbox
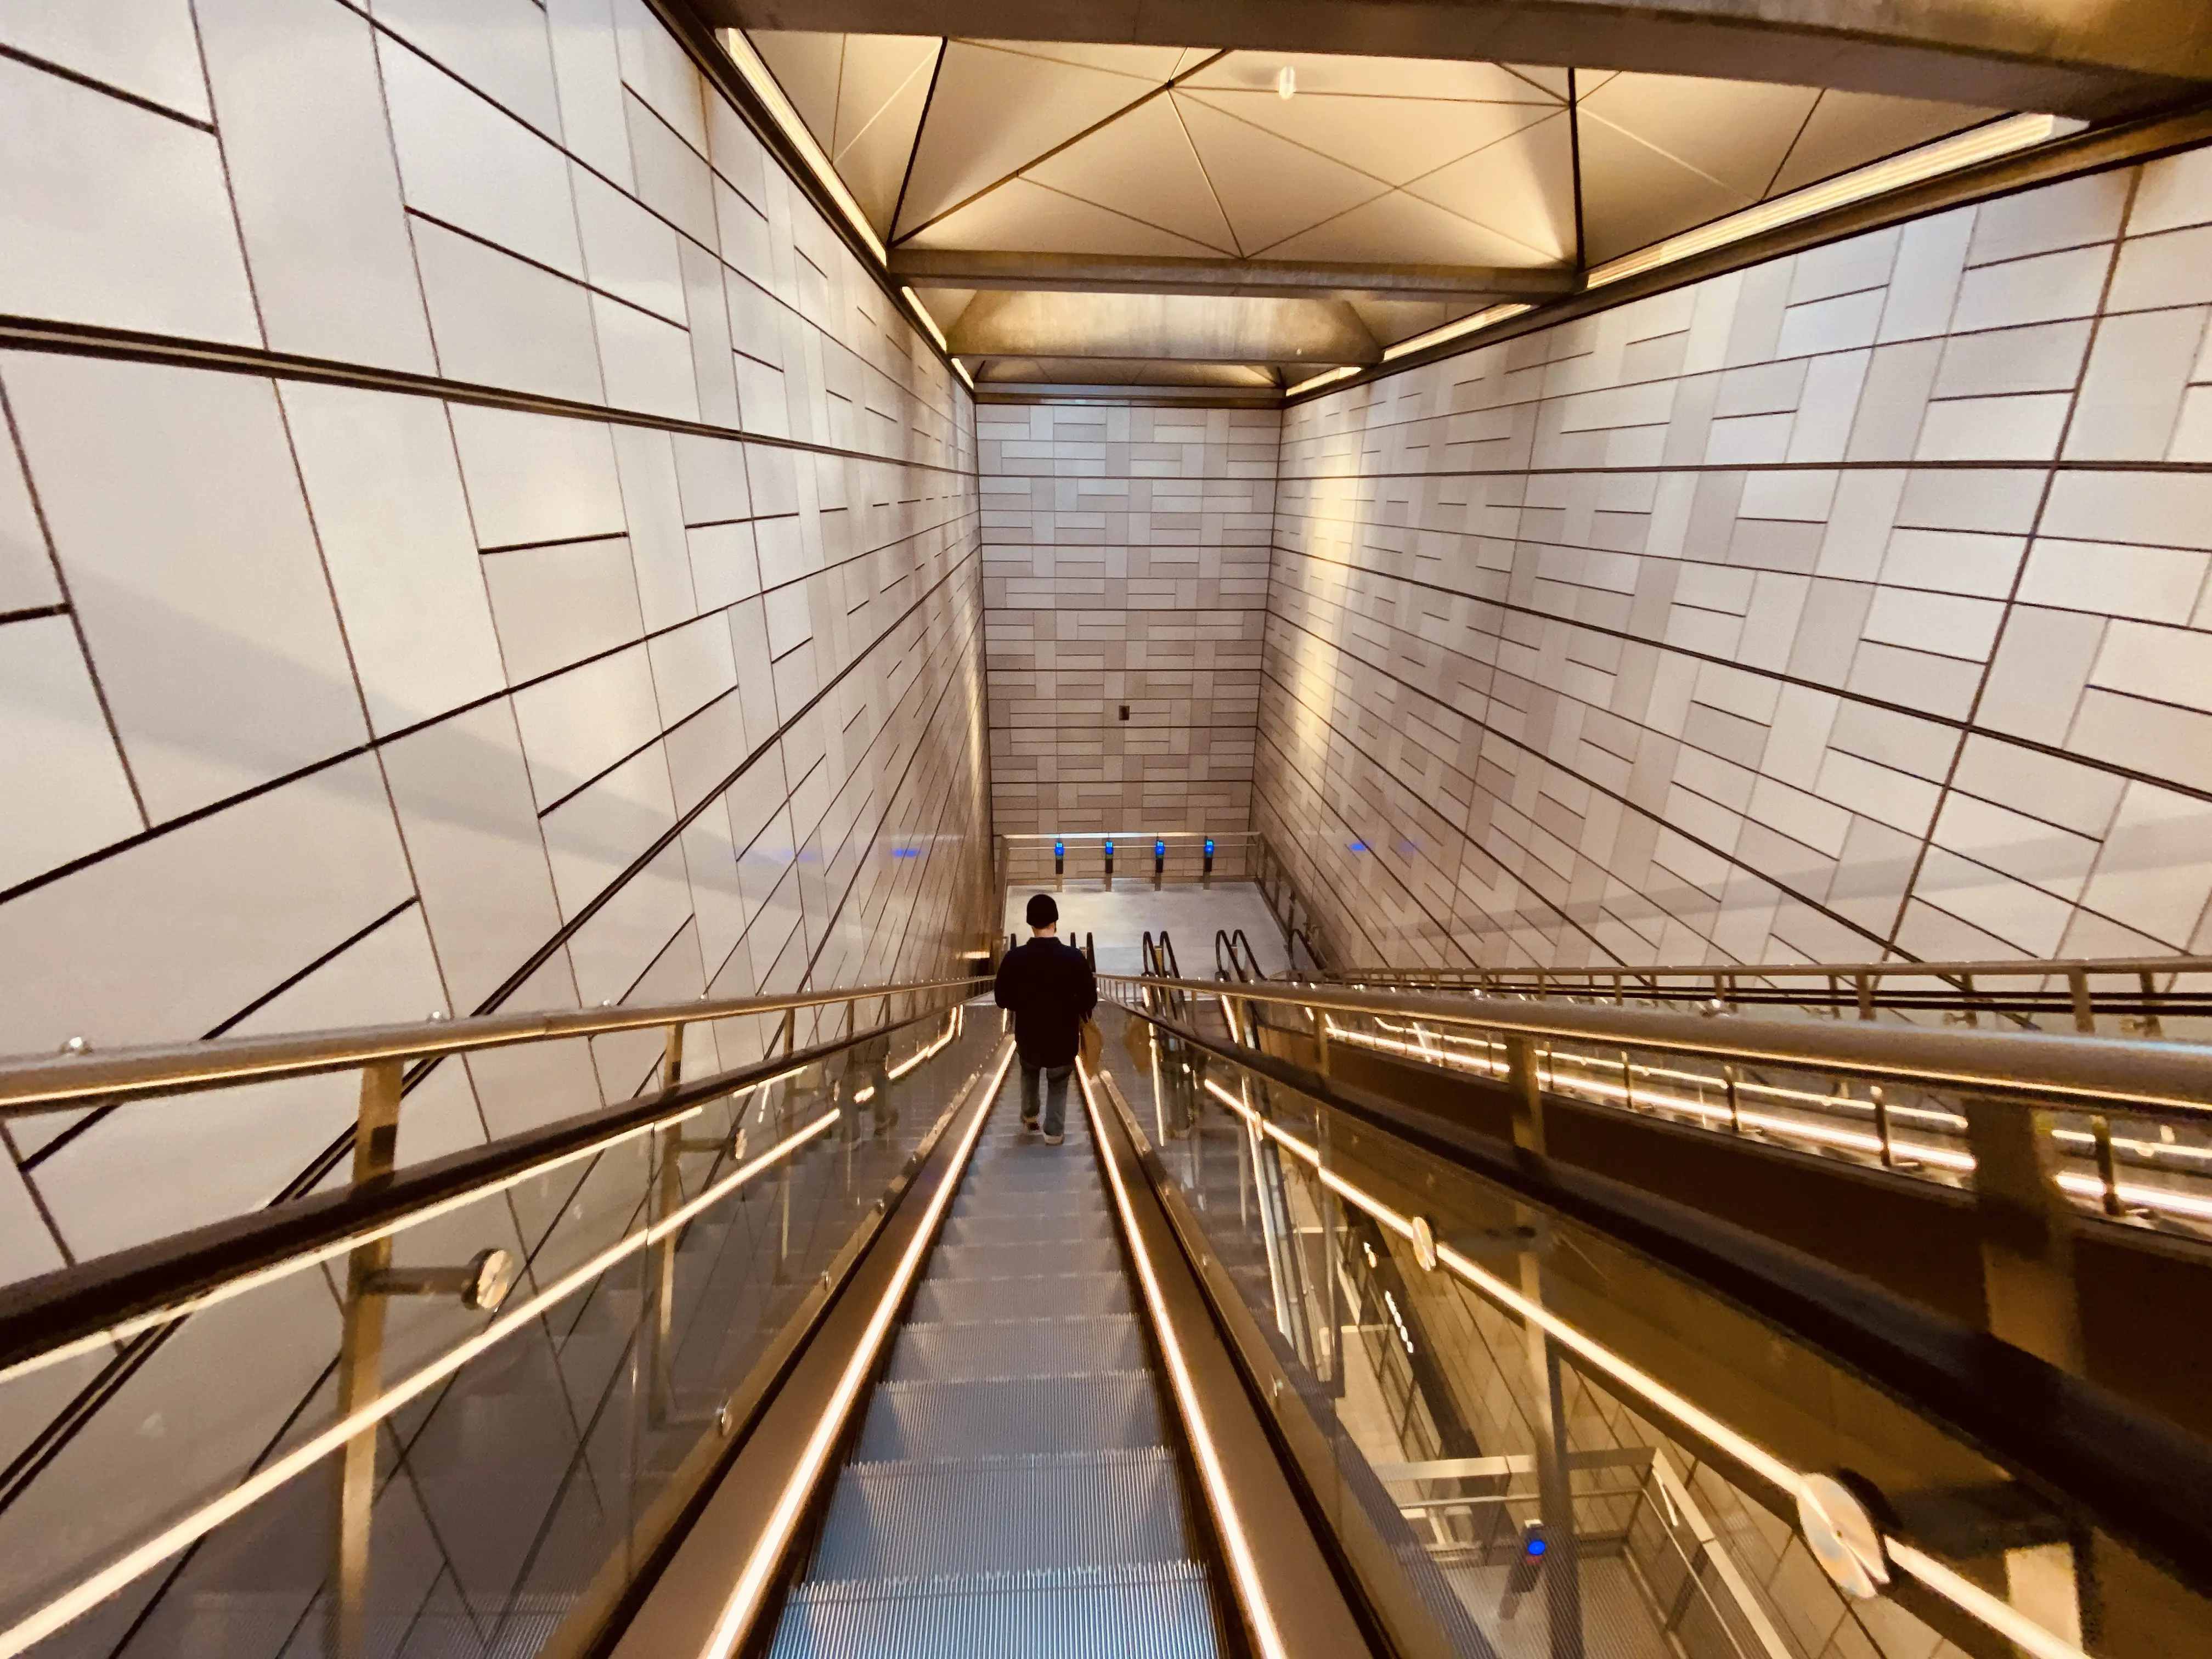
[891,847,917,858]
[1103,839,1114,856]
[1526,1537,1547,1557]
[1154,839,1166,857]
[1350,840,1368,853]
[1204,838,1215,856]
[1053,839,1064,857]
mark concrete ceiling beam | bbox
[944,291,1382,363]
[889,250,1578,302]
[710,0,2212,120]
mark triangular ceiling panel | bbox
[1267,187,1562,267]
[970,39,1195,81]
[1405,112,1577,263]
[1575,112,1751,264]
[901,176,1226,257]
[1504,64,1575,99]
[832,38,940,236]
[1769,91,2001,196]
[749,31,844,151]
[1172,94,1391,255]
[894,42,1170,237]
[1580,73,1821,201]
[1024,95,1239,253]
[1183,88,1557,188]
[827,36,940,151]
[1183,52,1559,103]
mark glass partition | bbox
[1,1002,1001,1659]
[1093,998,2205,1659]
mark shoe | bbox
[1043,1132,1064,1146]
[1020,1116,1038,1132]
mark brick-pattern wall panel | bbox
[1259,152,2212,972]
[981,403,1278,835]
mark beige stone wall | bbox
[981,403,1278,836]
[1260,153,2212,971]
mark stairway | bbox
[768,1065,1227,1657]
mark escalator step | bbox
[911,1270,1130,1323]
[951,1189,1109,1220]
[887,1316,1146,1382]
[939,1209,1114,1247]
[766,1562,1217,1659]
[855,1372,1163,1461]
[928,1239,1122,1279]
[811,1448,1193,1578]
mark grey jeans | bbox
[1019,1059,1072,1137]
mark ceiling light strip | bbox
[714,30,885,263]
[696,1038,1016,1659]
[1081,1063,1291,1659]
[1380,302,1535,363]
[1188,1049,2092,1658]
[1588,112,2067,290]
[1285,364,1358,398]
[0,1107,845,1659]
[901,287,950,354]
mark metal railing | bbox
[1332,953,2212,1035]
[1091,997,2212,1659]
[0,975,989,1659]
[1106,970,2212,1378]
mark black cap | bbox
[1025,893,1058,928]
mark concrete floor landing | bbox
[998,881,1290,977]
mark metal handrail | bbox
[1346,952,2212,984]
[1112,994,2212,1610]
[1334,953,2212,1030]
[1107,974,2212,1119]
[0,1017,916,1379]
[0,976,988,1114]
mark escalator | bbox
[1,968,2210,1659]
[764,1062,1224,1656]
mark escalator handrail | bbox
[1343,948,2212,986]
[0,996,978,1380]
[0,976,989,1115]
[1110,974,2212,1120]
[1230,928,1261,981]
[1115,995,2212,1602]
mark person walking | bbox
[994,893,1097,1146]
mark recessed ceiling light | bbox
[1277,66,1295,99]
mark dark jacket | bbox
[994,936,1097,1066]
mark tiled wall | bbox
[1261,148,2212,971]
[0,0,988,1280]
[980,403,1278,836]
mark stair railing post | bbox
[1963,1095,2085,1373]
[329,1057,405,1659]
[645,1023,686,1425]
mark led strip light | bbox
[0,1108,846,1659]
[886,1007,961,1080]
[0,1104,702,1389]
[1081,1063,1291,1659]
[693,1037,1017,1659]
[1322,1018,2212,1223]
[1192,1074,2092,1659]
